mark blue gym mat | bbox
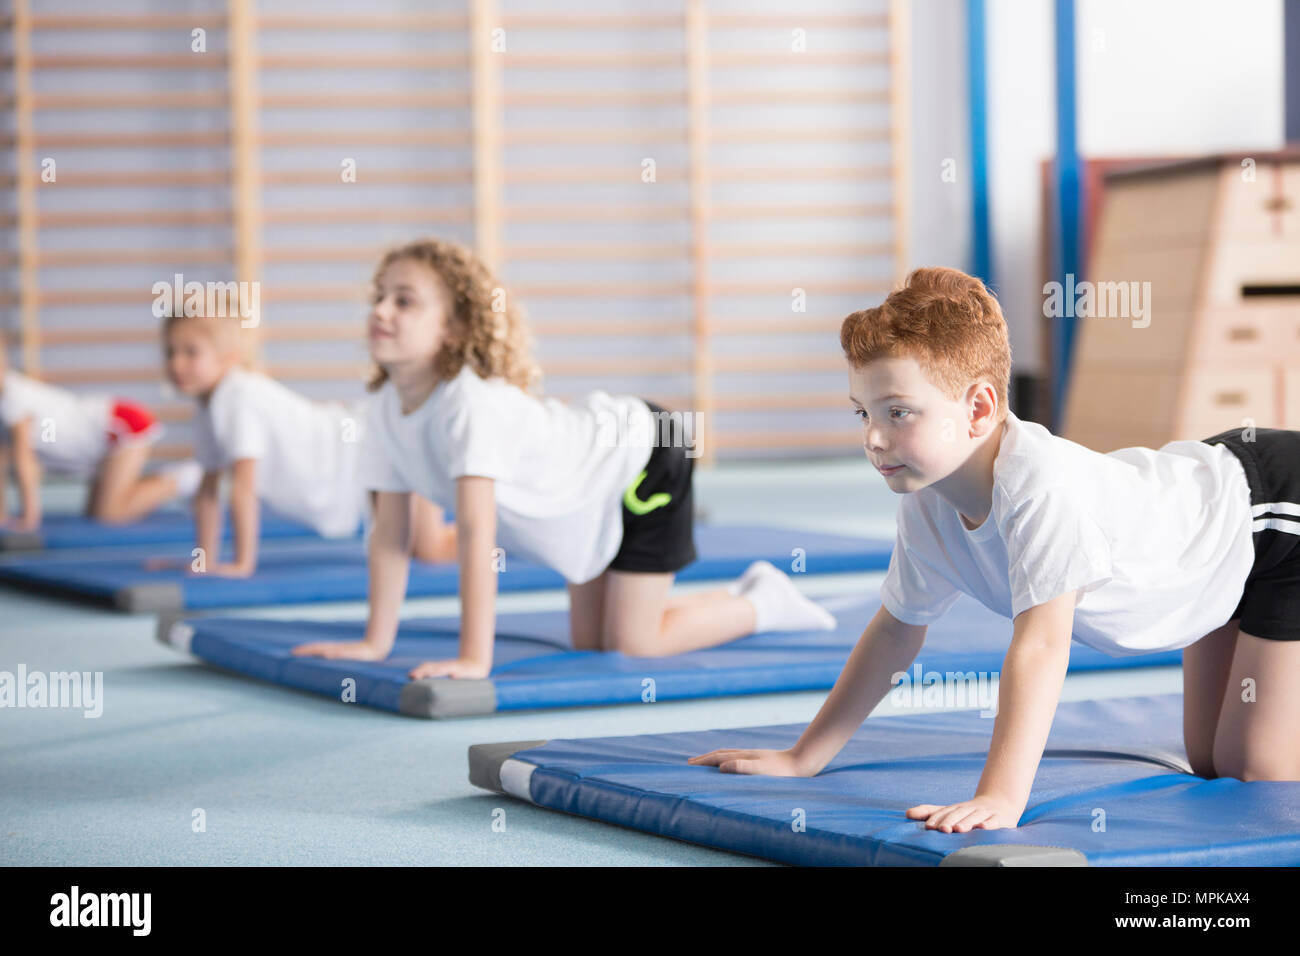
[159,592,1183,717]
[3,524,890,611]
[468,693,1300,866]
[0,508,333,552]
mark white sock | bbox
[743,563,836,633]
[726,560,771,596]
[164,460,203,500]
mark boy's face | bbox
[164,320,234,398]
[848,355,989,493]
[368,258,451,375]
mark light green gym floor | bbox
[0,459,1181,865]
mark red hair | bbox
[839,267,1011,420]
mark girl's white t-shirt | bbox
[362,367,655,584]
[879,409,1256,656]
[0,371,114,476]
[192,368,365,538]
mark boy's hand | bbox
[687,748,811,776]
[291,640,387,661]
[906,792,1025,832]
[408,657,491,680]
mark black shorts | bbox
[1201,426,1300,641]
[606,401,698,575]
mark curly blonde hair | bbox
[367,238,541,394]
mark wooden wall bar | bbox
[3,0,906,462]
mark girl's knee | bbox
[606,627,665,658]
[90,499,129,524]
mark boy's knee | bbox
[1212,740,1299,782]
[1185,749,1216,779]
[1232,758,1300,782]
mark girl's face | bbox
[164,320,235,398]
[368,258,452,376]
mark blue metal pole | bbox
[968,0,993,292]
[1052,0,1081,433]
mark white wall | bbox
[1076,0,1285,155]
[987,0,1054,379]
[976,0,1286,377]
[905,0,973,277]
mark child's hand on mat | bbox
[291,640,387,661]
[408,657,491,680]
[686,748,810,776]
[207,562,254,578]
[144,555,190,571]
[1,514,39,532]
[905,793,1024,833]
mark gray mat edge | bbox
[399,678,498,719]
[468,740,548,793]
[0,532,44,551]
[116,583,184,613]
[154,611,193,649]
[940,845,1089,867]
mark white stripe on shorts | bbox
[1252,516,1300,535]
[1252,501,1300,518]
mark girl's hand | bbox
[408,657,491,680]
[143,555,191,571]
[206,562,254,578]
[905,793,1025,833]
[687,748,811,777]
[3,514,40,533]
[291,640,387,661]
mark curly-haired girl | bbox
[292,237,834,676]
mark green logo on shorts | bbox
[624,470,672,515]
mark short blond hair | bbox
[161,309,243,356]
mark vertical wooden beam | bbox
[685,0,713,463]
[13,0,40,375]
[227,0,263,367]
[888,0,912,288]
[471,0,502,271]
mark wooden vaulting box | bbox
[1062,150,1300,453]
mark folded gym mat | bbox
[468,693,1300,866]
[158,592,1183,717]
[4,524,889,611]
[0,508,332,552]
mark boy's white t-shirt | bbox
[879,409,1255,656]
[192,368,365,538]
[0,371,114,476]
[362,366,655,584]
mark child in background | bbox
[163,310,455,577]
[0,345,198,529]
[691,267,1300,828]
[292,238,834,674]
